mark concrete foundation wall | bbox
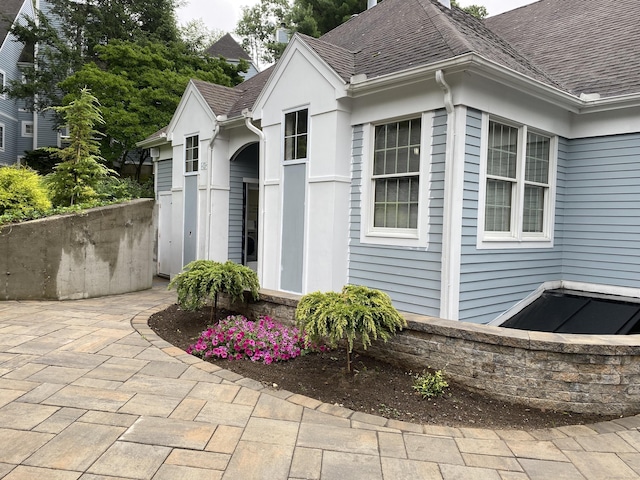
[221,291,640,416]
[0,199,154,300]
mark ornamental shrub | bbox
[296,284,407,372]
[168,260,260,320]
[0,165,51,217]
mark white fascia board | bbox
[136,133,168,149]
[251,34,347,120]
[165,80,217,137]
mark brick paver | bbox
[0,280,639,479]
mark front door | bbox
[183,175,198,266]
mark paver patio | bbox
[0,279,639,478]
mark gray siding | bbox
[561,133,640,286]
[458,109,565,324]
[347,112,444,316]
[156,159,172,192]
[228,143,258,264]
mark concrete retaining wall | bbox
[221,291,640,416]
[0,199,154,300]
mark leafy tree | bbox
[180,19,224,53]
[288,0,366,37]
[46,88,113,207]
[451,0,488,19]
[6,0,181,112]
[296,285,406,372]
[59,40,245,175]
[235,0,290,66]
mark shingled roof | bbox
[191,79,242,116]
[319,0,563,89]
[485,0,640,98]
[0,0,24,47]
[206,33,252,62]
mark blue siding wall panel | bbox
[562,133,640,288]
[458,109,565,324]
[347,111,445,316]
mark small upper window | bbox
[480,117,556,247]
[372,118,421,230]
[284,109,308,161]
[22,121,34,137]
[185,135,198,173]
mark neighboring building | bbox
[206,33,259,80]
[0,0,59,166]
[141,0,640,325]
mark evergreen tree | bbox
[46,88,112,206]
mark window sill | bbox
[360,230,427,248]
[477,235,554,250]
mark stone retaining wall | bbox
[221,290,640,416]
[0,199,154,300]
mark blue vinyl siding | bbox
[156,159,172,192]
[561,133,640,286]
[347,111,445,316]
[458,109,565,324]
[228,143,258,264]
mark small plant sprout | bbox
[295,285,406,373]
[412,369,449,399]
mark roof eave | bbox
[347,53,582,113]
[136,133,168,149]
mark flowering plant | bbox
[186,315,327,364]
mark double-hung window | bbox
[284,109,308,161]
[185,135,199,173]
[372,118,421,230]
[480,118,556,247]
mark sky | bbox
[176,0,539,34]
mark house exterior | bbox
[0,0,59,166]
[142,0,640,325]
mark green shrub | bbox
[296,285,407,372]
[168,260,260,320]
[412,370,448,398]
[0,165,51,217]
[95,176,154,201]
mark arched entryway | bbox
[229,142,259,270]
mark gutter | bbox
[242,109,265,281]
[436,70,461,320]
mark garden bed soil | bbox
[148,304,619,430]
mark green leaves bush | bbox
[169,260,260,320]
[0,165,51,217]
[296,285,407,372]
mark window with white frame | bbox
[185,134,198,173]
[22,121,34,137]
[372,118,422,230]
[480,118,556,246]
[284,109,308,161]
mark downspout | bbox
[435,70,460,320]
[205,122,220,260]
[242,109,265,281]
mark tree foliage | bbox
[7,0,181,112]
[235,0,290,66]
[451,0,488,19]
[59,40,244,168]
[46,88,112,207]
[289,0,366,37]
[296,285,406,372]
[180,18,224,53]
